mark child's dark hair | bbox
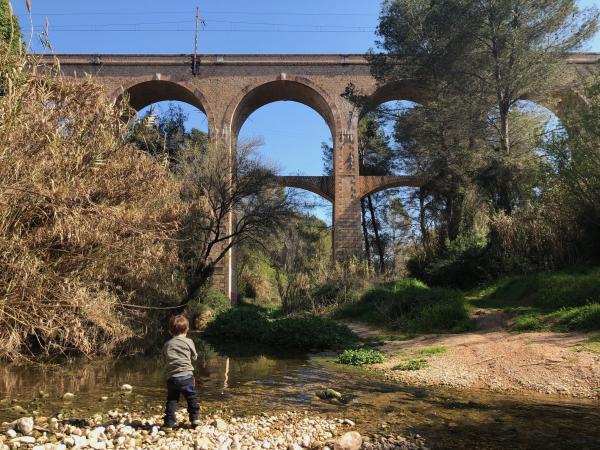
[169,315,189,335]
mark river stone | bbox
[212,418,228,432]
[13,417,34,435]
[5,430,16,439]
[120,384,133,392]
[334,431,362,450]
[62,392,75,401]
[11,436,36,444]
[195,437,211,450]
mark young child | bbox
[163,315,200,428]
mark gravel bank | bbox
[0,410,428,450]
[346,322,600,398]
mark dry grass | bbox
[0,46,187,361]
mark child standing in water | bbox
[163,315,200,428]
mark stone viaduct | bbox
[44,53,599,299]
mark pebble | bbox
[120,384,133,392]
[62,393,75,401]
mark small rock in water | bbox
[6,429,17,438]
[63,392,75,401]
[334,431,362,450]
[317,389,343,400]
[120,384,133,392]
[99,396,109,402]
[13,417,34,435]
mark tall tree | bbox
[373,0,598,214]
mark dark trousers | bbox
[164,375,200,425]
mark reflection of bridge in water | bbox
[44,53,600,299]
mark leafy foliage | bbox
[0,0,21,55]
[337,348,385,366]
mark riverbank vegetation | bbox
[204,306,358,352]
[2,0,600,365]
[0,40,293,360]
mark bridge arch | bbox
[226,77,341,139]
[112,78,215,133]
[360,175,424,199]
[359,80,428,121]
[277,176,334,203]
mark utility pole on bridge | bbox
[192,6,205,76]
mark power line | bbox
[32,28,374,33]
[28,10,376,17]
[40,19,374,30]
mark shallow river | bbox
[1,338,599,450]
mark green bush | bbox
[334,278,470,333]
[337,348,385,366]
[512,314,545,332]
[204,306,358,352]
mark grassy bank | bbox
[332,278,472,333]
[468,267,600,332]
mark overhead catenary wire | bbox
[38,19,374,30]
[31,28,374,33]
[28,10,377,17]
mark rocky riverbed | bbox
[0,410,428,450]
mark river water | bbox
[1,338,598,450]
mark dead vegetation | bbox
[0,46,187,361]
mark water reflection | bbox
[0,338,599,450]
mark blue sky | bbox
[10,0,600,221]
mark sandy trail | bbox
[345,313,600,398]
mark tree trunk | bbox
[360,198,372,264]
[367,195,385,271]
[419,189,429,252]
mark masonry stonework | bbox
[45,53,599,300]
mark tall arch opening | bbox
[232,79,337,224]
[117,81,210,157]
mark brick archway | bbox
[226,76,342,139]
[113,78,215,134]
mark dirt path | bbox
[345,313,600,399]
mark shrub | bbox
[512,315,545,332]
[337,348,385,366]
[204,307,358,352]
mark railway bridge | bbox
[44,52,600,299]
